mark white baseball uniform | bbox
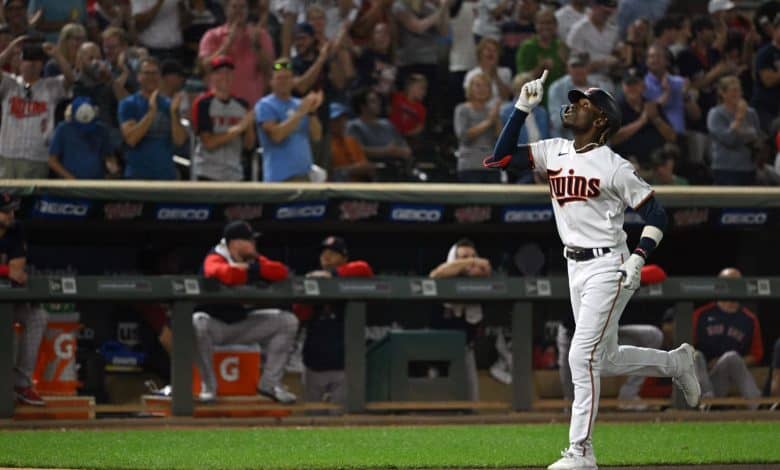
[528,137,684,454]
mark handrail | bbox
[1,275,778,301]
[3,180,780,207]
[3,275,774,419]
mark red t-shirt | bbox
[389,92,426,136]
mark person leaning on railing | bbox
[429,238,492,401]
[292,236,373,413]
[192,220,299,404]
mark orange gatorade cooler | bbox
[33,313,81,396]
[193,345,261,396]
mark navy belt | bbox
[565,247,611,262]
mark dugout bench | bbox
[2,275,779,419]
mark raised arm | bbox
[483,69,548,171]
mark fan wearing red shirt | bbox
[293,236,373,412]
[193,220,298,404]
[390,73,427,137]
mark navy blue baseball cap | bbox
[321,236,348,256]
[223,220,260,242]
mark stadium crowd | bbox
[0,0,777,183]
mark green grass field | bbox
[1,422,779,469]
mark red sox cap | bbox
[223,220,260,242]
[321,236,348,256]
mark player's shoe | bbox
[258,385,297,404]
[671,343,701,407]
[198,389,216,403]
[14,386,45,406]
[547,447,597,470]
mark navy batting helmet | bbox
[568,87,622,139]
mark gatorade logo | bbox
[720,211,767,226]
[389,205,443,223]
[33,198,91,218]
[275,203,327,220]
[156,205,212,221]
[53,333,76,360]
[219,357,240,382]
[503,206,553,223]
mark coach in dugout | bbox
[292,236,373,412]
[0,193,47,406]
[192,220,298,404]
[0,37,75,178]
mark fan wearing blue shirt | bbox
[118,57,187,180]
[255,57,323,182]
[48,97,115,179]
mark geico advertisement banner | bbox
[388,204,444,223]
[14,196,777,229]
[155,203,213,221]
[31,196,92,219]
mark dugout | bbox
[3,181,780,408]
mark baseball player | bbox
[0,193,48,406]
[483,71,700,470]
[193,220,298,404]
[292,236,374,413]
[692,267,763,407]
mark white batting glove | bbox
[618,254,644,290]
[514,69,548,113]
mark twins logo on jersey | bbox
[546,168,601,206]
[9,96,47,118]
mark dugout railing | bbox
[2,275,779,419]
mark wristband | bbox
[633,247,648,261]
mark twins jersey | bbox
[528,138,653,248]
[191,92,249,181]
[0,73,67,162]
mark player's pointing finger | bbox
[540,69,549,84]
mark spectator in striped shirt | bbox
[0,37,74,178]
[191,55,255,181]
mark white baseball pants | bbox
[566,247,680,453]
[558,323,664,401]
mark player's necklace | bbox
[574,142,599,153]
